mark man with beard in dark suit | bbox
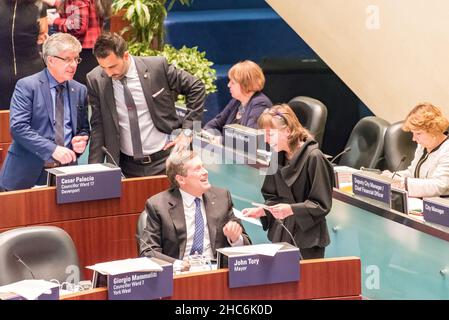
[87,32,205,177]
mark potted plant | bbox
[110,0,217,98]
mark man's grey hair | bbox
[166,149,197,188]
[42,33,82,64]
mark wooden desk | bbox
[62,257,361,300]
[0,176,170,279]
[0,110,11,168]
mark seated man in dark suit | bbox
[139,149,251,271]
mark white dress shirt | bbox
[179,189,214,261]
[112,57,169,156]
[174,189,244,270]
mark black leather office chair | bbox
[136,211,148,255]
[0,226,79,286]
[383,121,416,171]
[338,116,390,169]
[288,96,328,146]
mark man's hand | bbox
[71,135,89,154]
[52,146,77,164]
[181,260,191,272]
[163,132,192,152]
[223,221,243,243]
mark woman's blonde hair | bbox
[402,103,449,135]
[228,60,265,94]
[258,104,312,152]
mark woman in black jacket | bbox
[243,104,334,259]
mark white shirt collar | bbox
[179,189,202,207]
[125,56,138,79]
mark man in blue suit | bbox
[0,33,90,191]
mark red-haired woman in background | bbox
[383,103,449,198]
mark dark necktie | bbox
[120,77,144,159]
[54,84,65,146]
[190,197,204,255]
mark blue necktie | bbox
[54,84,65,146]
[190,197,204,255]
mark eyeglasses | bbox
[52,56,82,65]
[263,108,288,122]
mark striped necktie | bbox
[190,197,204,255]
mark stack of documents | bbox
[218,243,284,257]
[87,257,163,275]
[0,279,59,300]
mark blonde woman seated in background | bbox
[383,103,449,198]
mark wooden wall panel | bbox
[63,257,362,300]
[0,111,11,169]
[0,177,169,229]
[0,111,10,143]
[171,257,361,300]
[0,177,169,280]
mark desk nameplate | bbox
[423,197,449,228]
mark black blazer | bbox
[140,186,251,263]
[261,139,334,249]
[86,56,206,164]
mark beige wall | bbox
[267,0,449,123]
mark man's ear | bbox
[175,174,185,187]
[123,51,130,61]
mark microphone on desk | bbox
[330,147,352,164]
[135,234,159,259]
[360,167,381,174]
[391,156,407,180]
[101,146,125,179]
[13,252,35,279]
[274,219,303,260]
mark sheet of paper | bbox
[233,208,262,226]
[408,197,423,213]
[55,163,114,175]
[0,279,59,300]
[87,257,163,275]
[250,202,270,210]
[219,243,284,257]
